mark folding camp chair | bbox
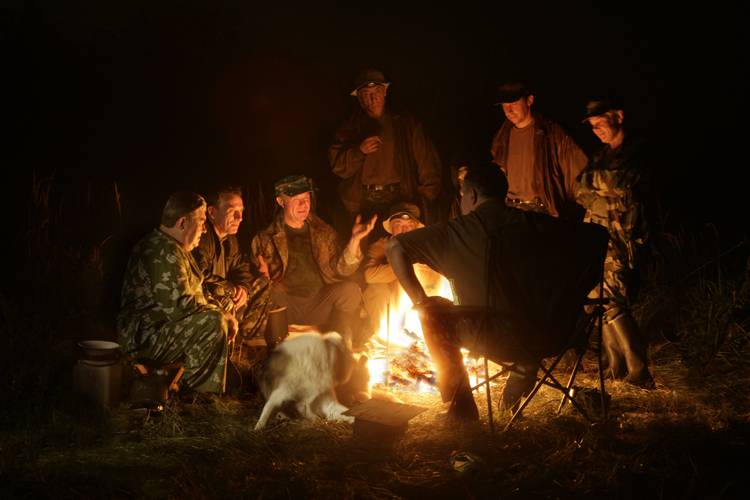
[482,218,609,431]
[419,217,610,432]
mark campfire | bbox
[367,269,501,393]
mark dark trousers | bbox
[270,281,362,339]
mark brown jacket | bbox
[250,212,361,285]
[329,109,442,214]
[491,114,587,219]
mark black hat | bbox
[494,81,533,105]
[383,202,423,234]
[350,68,390,96]
[582,98,624,123]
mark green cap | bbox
[274,175,314,197]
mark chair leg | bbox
[556,352,583,414]
[484,356,494,432]
[505,358,592,432]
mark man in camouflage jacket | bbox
[117,192,234,393]
[192,187,270,344]
[251,175,375,342]
[575,99,654,388]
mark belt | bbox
[506,197,548,213]
[506,197,544,207]
[364,183,399,192]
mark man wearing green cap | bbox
[251,175,376,342]
[329,68,443,227]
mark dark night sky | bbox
[3,1,746,246]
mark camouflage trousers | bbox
[121,310,228,393]
[588,239,638,322]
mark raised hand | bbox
[351,214,378,242]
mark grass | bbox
[2,335,749,499]
[2,174,749,499]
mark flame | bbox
[367,267,501,393]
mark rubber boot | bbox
[602,321,627,379]
[328,308,360,349]
[264,306,289,349]
[447,379,480,422]
[499,362,538,416]
[608,313,654,389]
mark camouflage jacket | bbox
[574,137,649,269]
[250,212,361,285]
[117,229,220,351]
[491,114,588,219]
[192,219,268,313]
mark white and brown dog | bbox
[254,331,369,430]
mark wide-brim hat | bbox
[581,98,623,123]
[383,202,423,234]
[274,175,314,197]
[493,81,533,105]
[350,68,391,96]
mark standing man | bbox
[491,81,588,219]
[192,186,271,345]
[117,191,234,394]
[329,68,443,228]
[576,98,654,388]
[251,175,376,343]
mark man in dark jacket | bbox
[491,81,588,219]
[193,186,271,344]
[329,68,443,228]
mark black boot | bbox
[264,306,289,349]
[448,382,480,422]
[500,363,538,416]
[602,322,627,379]
[328,308,360,348]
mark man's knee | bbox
[193,310,228,345]
[270,284,290,308]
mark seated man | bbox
[251,175,375,343]
[192,186,270,345]
[117,191,235,394]
[386,165,535,420]
[362,202,442,346]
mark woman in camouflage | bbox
[575,99,654,388]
